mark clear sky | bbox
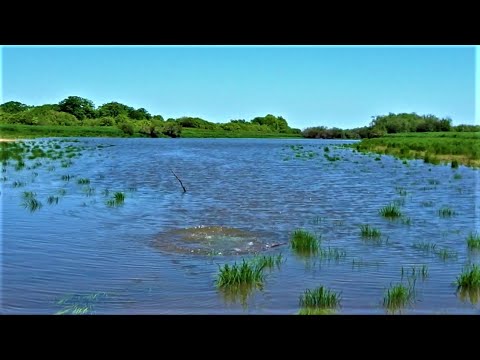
[1,45,476,130]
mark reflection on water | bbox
[2,138,478,314]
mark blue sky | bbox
[1,45,476,129]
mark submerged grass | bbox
[251,253,284,270]
[456,265,480,291]
[22,197,43,212]
[438,206,456,217]
[412,241,437,252]
[401,265,428,280]
[360,224,381,238]
[106,191,126,207]
[317,247,347,261]
[47,195,60,205]
[299,286,341,314]
[379,204,402,219]
[435,247,458,261]
[467,232,480,250]
[290,229,320,255]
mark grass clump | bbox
[456,265,480,291]
[435,247,457,261]
[451,160,459,168]
[290,229,319,255]
[215,259,265,289]
[22,197,43,212]
[383,281,415,311]
[438,207,456,217]
[360,224,381,238]
[379,203,402,219]
[47,195,60,205]
[298,286,340,314]
[77,178,90,185]
[467,232,480,250]
[106,191,126,207]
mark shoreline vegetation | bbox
[1,97,478,167]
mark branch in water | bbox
[170,169,187,193]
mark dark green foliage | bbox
[58,96,96,120]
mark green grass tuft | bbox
[456,265,480,291]
[383,282,415,311]
[379,203,402,219]
[290,229,319,255]
[299,286,341,313]
[466,232,480,250]
[215,259,266,289]
[438,207,456,217]
[360,224,381,238]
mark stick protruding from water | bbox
[170,169,187,193]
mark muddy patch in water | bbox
[151,225,284,255]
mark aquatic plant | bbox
[318,247,347,261]
[290,229,319,255]
[13,181,26,188]
[251,253,284,270]
[22,198,43,212]
[22,191,37,199]
[47,195,60,205]
[453,173,462,180]
[395,187,407,196]
[299,286,340,313]
[55,292,108,315]
[383,281,415,311]
[438,207,455,217]
[412,242,437,252]
[456,265,480,291]
[467,232,480,250]
[420,201,434,207]
[401,265,428,280]
[435,247,457,261]
[77,178,90,185]
[451,160,459,169]
[379,204,402,219]
[360,224,381,238]
[106,192,125,207]
[215,259,265,288]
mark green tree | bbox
[58,96,96,120]
[97,102,133,118]
[129,107,152,120]
[0,101,30,113]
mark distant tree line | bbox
[1,98,477,139]
[0,97,301,138]
[302,112,479,139]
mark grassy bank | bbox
[0,124,133,139]
[356,132,480,167]
[0,124,303,140]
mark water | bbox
[1,138,479,314]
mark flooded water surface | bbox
[1,138,478,314]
